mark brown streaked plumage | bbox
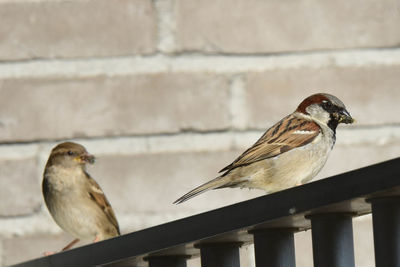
[42,142,119,252]
[219,116,321,173]
[174,93,354,204]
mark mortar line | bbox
[229,74,248,130]
[153,0,176,53]
[0,126,399,159]
[1,46,400,65]
[1,48,400,79]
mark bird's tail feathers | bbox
[173,176,232,204]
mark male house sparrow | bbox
[174,93,353,204]
[42,142,119,252]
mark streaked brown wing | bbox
[220,114,321,174]
[86,174,120,235]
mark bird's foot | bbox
[62,238,80,251]
[43,238,80,256]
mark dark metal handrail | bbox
[13,157,400,267]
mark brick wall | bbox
[1,0,399,266]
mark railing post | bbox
[369,197,400,267]
[308,213,355,267]
[145,255,189,267]
[196,242,242,267]
[249,228,296,267]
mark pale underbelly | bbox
[47,195,103,240]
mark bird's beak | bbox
[337,109,354,124]
[75,153,96,164]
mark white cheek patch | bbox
[293,130,316,135]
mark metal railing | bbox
[13,157,400,267]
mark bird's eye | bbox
[67,151,74,156]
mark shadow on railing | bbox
[13,157,400,267]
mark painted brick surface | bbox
[0,0,156,61]
[0,158,41,217]
[88,150,256,214]
[175,0,400,53]
[245,65,400,128]
[2,233,88,266]
[0,74,230,142]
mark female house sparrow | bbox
[42,142,120,252]
[174,93,354,204]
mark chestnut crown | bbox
[296,93,353,131]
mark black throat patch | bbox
[327,114,339,134]
[321,101,341,135]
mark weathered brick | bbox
[175,0,400,53]
[87,150,263,214]
[245,65,400,128]
[2,233,88,266]
[317,142,400,180]
[353,216,375,267]
[187,257,201,267]
[0,74,230,142]
[0,0,156,61]
[0,158,41,216]
[295,229,313,266]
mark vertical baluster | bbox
[196,242,242,267]
[308,213,355,267]
[370,197,400,267]
[146,255,189,267]
[250,228,296,267]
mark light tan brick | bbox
[2,233,89,266]
[295,229,313,266]
[0,73,230,142]
[0,0,156,61]
[245,65,400,128]
[187,257,201,267]
[317,142,400,180]
[353,215,375,267]
[0,158,41,216]
[87,150,265,215]
[175,0,400,53]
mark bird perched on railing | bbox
[42,142,119,253]
[174,93,354,204]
